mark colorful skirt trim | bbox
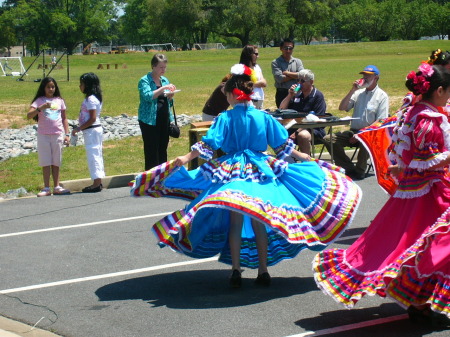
[313,207,450,317]
[132,159,361,269]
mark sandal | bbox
[53,186,70,195]
[37,187,51,197]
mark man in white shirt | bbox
[322,65,389,180]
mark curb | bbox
[60,173,138,193]
[56,150,359,193]
[0,316,61,337]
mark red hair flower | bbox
[406,71,416,80]
[406,63,434,95]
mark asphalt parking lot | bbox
[1,174,449,337]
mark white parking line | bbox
[0,212,172,238]
[0,257,218,294]
[285,314,408,336]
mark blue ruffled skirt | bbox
[131,158,361,268]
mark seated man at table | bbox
[321,65,389,180]
[279,69,326,154]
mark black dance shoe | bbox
[254,272,271,286]
[82,184,102,193]
[407,306,432,325]
[229,269,242,288]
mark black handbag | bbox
[168,104,180,138]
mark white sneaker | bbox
[37,187,51,197]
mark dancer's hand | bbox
[291,149,311,162]
[388,164,401,178]
[174,155,189,167]
[297,152,311,162]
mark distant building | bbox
[0,45,27,57]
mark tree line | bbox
[0,0,448,55]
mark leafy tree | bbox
[255,0,290,47]
[426,0,450,40]
[43,0,116,53]
[392,0,430,41]
[333,0,397,42]
[285,0,332,44]
[121,0,153,45]
[0,10,17,54]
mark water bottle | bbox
[70,134,78,146]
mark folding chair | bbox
[350,143,373,174]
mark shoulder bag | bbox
[168,104,180,138]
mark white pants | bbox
[83,127,105,180]
[252,100,264,110]
[202,113,217,122]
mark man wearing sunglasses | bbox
[271,38,304,107]
[279,69,326,154]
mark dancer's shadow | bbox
[96,269,317,309]
[295,303,445,336]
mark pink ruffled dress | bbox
[313,101,450,317]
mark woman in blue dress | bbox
[131,64,361,288]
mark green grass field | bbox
[1,40,449,194]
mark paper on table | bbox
[284,119,297,129]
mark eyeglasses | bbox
[299,79,307,83]
[253,53,259,56]
[283,47,294,51]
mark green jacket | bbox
[138,72,174,125]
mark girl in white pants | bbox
[71,73,105,192]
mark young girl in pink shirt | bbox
[28,77,70,196]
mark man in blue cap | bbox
[322,65,389,180]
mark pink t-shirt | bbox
[31,96,67,135]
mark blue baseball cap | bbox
[360,65,379,75]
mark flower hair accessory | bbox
[230,64,258,82]
[426,49,442,65]
[230,64,252,77]
[418,63,434,77]
[406,63,434,94]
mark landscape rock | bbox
[0,114,202,162]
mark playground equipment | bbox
[17,49,69,82]
[140,43,175,52]
[193,43,225,50]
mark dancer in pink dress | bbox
[313,63,450,328]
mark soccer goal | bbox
[0,57,26,76]
[193,43,225,50]
[141,43,175,52]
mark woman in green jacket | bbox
[138,54,176,170]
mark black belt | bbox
[85,124,101,129]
